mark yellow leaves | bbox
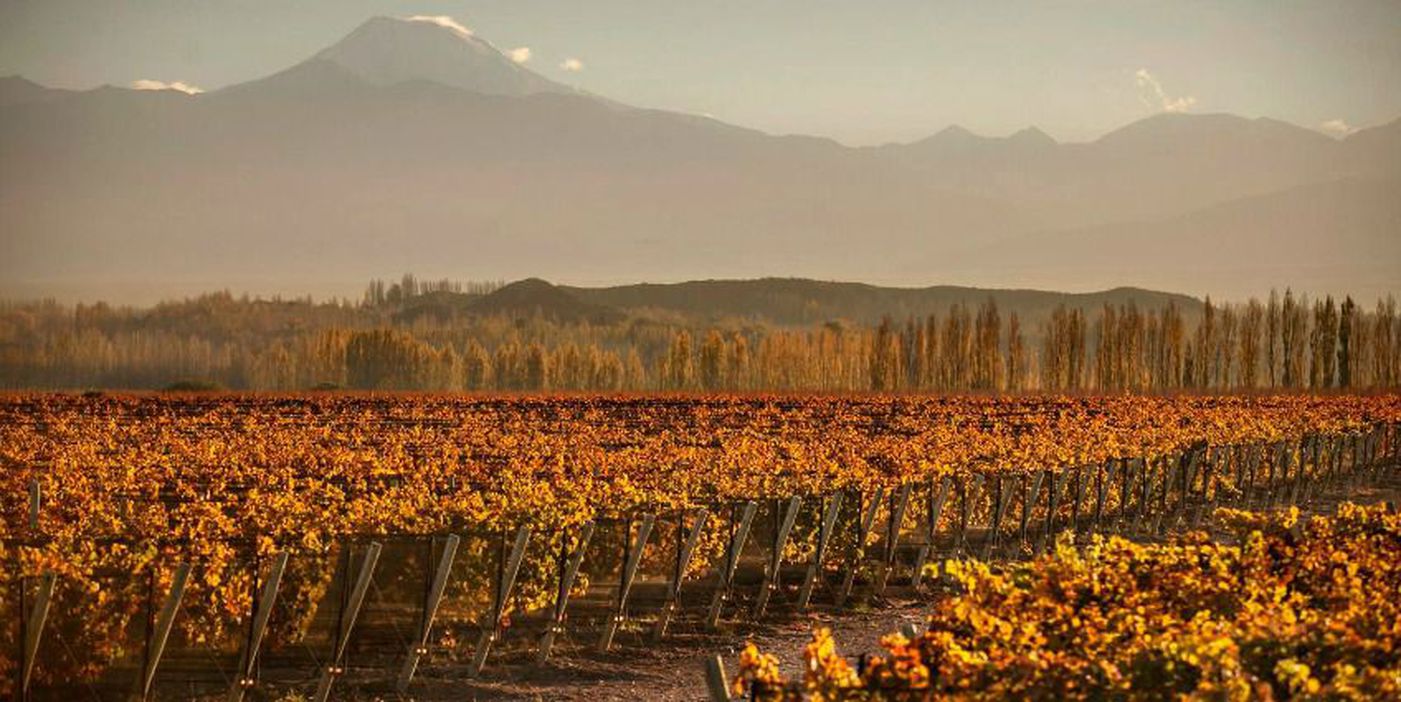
[733,641,784,696]
[1276,658,1321,696]
[3,394,1399,692]
[745,503,1401,700]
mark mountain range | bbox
[1,16,1397,304]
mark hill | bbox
[564,278,1200,327]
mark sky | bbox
[2,1,1400,145]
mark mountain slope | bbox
[309,16,578,97]
[0,75,73,106]
[960,176,1401,301]
[0,17,1396,304]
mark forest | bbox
[0,276,1396,393]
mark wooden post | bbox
[1225,445,1242,507]
[19,572,55,699]
[706,502,757,629]
[229,552,289,702]
[953,479,967,555]
[753,497,802,617]
[654,510,706,640]
[1346,433,1363,493]
[1140,458,1156,535]
[1038,471,1069,553]
[1093,461,1113,532]
[397,535,460,692]
[704,654,733,702]
[471,527,530,672]
[1163,452,1185,530]
[539,521,595,662]
[1192,448,1215,527]
[314,542,381,702]
[797,493,843,610]
[910,478,949,589]
[1290,440,1308,505]
[1116,459,1135,532]
[27,480,40,532]
[1022,470,1045,546]
[874,486,910,595]
[598,515,654,651]
[1072,466,1089,537]
[836,487,884,609]
[141,562,191,701]
[980,476,1014,560]
[1242,445,1260,510]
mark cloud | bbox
[560,57,584,72]
[1318,118,1356,137]
[509,47,532,64]
[1134,68,1195,113]
[129,79,203,95]
[404,15,472,39]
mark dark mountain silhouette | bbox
[387,277,1197,330]
[562,278,1200,327]
[467,278,624,324]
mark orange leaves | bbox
[740,503,1401,700]
[0,393,1397,690]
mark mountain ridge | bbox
[1,18,1396,304]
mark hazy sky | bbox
[2,1,1399,144]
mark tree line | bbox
[1,289,1396,393]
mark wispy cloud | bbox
[509,47,532,64]
[1318,118,1356,138]
[560,57,584,72]
[1134,68,1195,113]
[130,79,203,95]
[404,15,473,39]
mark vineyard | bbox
[733,503,1401,700]
[1,393,1399,700]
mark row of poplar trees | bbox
[4,292,1397,393]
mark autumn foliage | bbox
[736,503,1401,700]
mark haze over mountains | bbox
[1,16,1397,305]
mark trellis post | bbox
[874,486,910,595]
[314,541,381,702]
[539,520,595,661]
[1070,466,1087,536]
[1022,470,1046,546]
[705,655,733,702]
[1093,461,1113,532]
[706,502,757,628]
[910,478,949,589]
[754,497,802,617]
[598,515,653,651]
[1191,448,1215,527]
[141,562,191,701]
[229,552,289,702]
[797,493,843,610]
[1116,458,1135,533]
[397,535,459,692]
[654,510,706,640]
[980,476,1014,560]
[1039,470,1069,553]
[471,527,530,672]
[27,480,40,532]
[836,487,884,608]
[19,572,55,701]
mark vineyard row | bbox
[7,424,1399,700]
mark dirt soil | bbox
[398,601,927,701]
